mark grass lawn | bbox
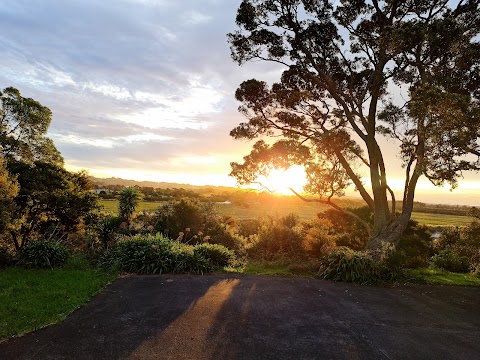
[405,268,480,286]
[0,262,116,340]
[410,212,472,227]
[99,199,162,214]
[229,259,480,286]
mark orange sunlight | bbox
[260,166,308,195]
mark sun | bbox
[260,166,308,195]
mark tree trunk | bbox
[365,214,412,259]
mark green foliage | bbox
[193,243,236,268]
[96,215,124,249]
[317,207,372,250]
[0,246,13,268]
[154,198,212,238]
[154,198,242,251]
[301,220,337,257]
[395,221,434,269]
[0,157,18,239]
[237,218,262,237]
[18,240,69,269]
[100,234,236,274]
[318,248,382,285]
[228,0,480,250]
[248,214,304,259]
[434,222,480,272]
[0,87,63,165]
[431,249,471,273]
[6,160,98,250]
[118,186,142,224]
[406,268,480,286]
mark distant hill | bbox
[89,176,238,192]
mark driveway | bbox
[1,274,479,359]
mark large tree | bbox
[228,0,480,252]
[0,87,63,165]
[6,160,98,250]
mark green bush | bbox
[99,234,235,274]
[318,248,381,284]
[18,240,69,269]
[249,217,304,259]
[153,199,242,252]
[430,249,470,273]
[378,244,406,281]
[301,220,338,257]
[194,243,236,268]
[433,222,479,272]
[0,246,13,268]
[395,221,434,269]
[317,207,372,250]
[237,219,262,237]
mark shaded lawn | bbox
[406,268,480,286]
[0,267,116,340]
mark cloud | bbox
[0,0,288,185]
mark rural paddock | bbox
[1,274,479,360]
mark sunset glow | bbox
[256,166,308,195]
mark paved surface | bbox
[1,275,479,360]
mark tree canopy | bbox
[228,0,480,251]
[0,87,63,165]
[5,160,97,250]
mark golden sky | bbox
[1,0,479,206]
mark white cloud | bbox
[53,133,172,148]
[181,11,213,25]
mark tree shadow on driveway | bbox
[1,274,479,360]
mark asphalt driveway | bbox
[1,274,479,359]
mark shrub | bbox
[395,221,434,269]
[96,215,124,249]
[248,216,304,259]
[18,240,69,269]
[430,249,470,273]
[99,233,236,274]
[153,199,242,252]
[237,219,262,237]
[317,207,372,250]
[0,246,13,268]
[433,222,480,272]
[318,248,381,284]
[194,243,236,268]
[301,220,338,257]
[379,244,406,281]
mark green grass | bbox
[410,212,472,226]
[226,258,320,277]
[99,199,162,214]
[229,259,480,286]
[0,260,116,340]
[405,268,480,286]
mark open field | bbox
[410,212,473,226]
[99,199,472,227]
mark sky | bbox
[0,0,479,205]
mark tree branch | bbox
[288,187,372,236]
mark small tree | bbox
[118,186,142,225]
[228,1,480,253]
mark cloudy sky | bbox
[1,0,479,205]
